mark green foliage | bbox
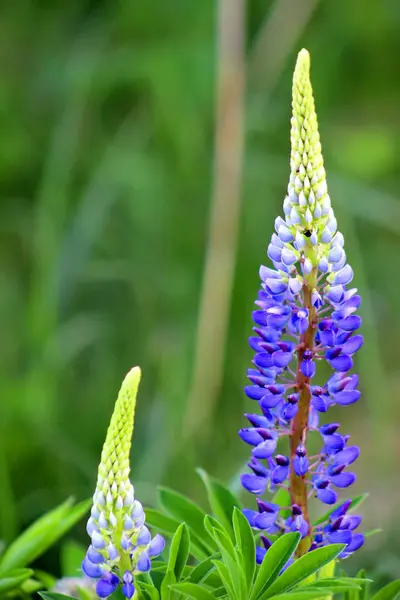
[0,498,90,573]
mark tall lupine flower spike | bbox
[240,49,364,560]
[83,367,165,598]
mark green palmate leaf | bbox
[232,507,256,591]
[271,489,292,520]
[0,498,91,573]
[205,516,246,600]
[371,581,400,600]
[146,509,207,561]
[250,533,301,600]
[137,581,160,600]
[267,591,337,600]
[39,593,77,600]
[168,523,190,581]
[300,578,364,593]
[213,586,227,598]
[313,495,368,526]
[158,488,217,553]
[264,544,345,599]
[0,568,34,594]
[61,539,86,577]
[212,559,237,600]
[171,583,217,600]
[160,569,177,600]
[145,509,181,536]
[186,553,220,585]
[197,469,241,537]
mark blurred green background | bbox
[1,0,399,581]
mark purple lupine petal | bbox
[267,244,282,263]
[271,465,289,484]
[328,354,353,372]
[241,474,267,495]
[322,434,345,451]
[259,265,281,281]
[293,456,309,476]
[265,278,287,295]
[248,457,269,477]
[256,547,267,565]
[333,446,360,467]
[272,350,293,368]
[245,413,272,428]
[82,557,103,578]
[253,512,276,529]
[87,546,104,564]
[326,285,344,304]
[260,393,282,409]
[343,533,365,554]
[334,390,361,405]
[252,438,278,459]
[301,358,316,378]
[249,336,264,352]
[316,487,337,504]
[243,509,257,526]
[148,534,165,557]
[244,385,265,400]
[122,583,135,599]
[239,428,264,446]
[336,315,362,331]
[327,529,352,545]
[96,573,119,598]
[332,264,353,286]
[341,515,362,530]
[330,472,356,488]
[254,352,274,369]
[137,526,151,546]
[136,551,151,573]
[341,335,363,355]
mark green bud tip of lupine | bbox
[96,366,141,508]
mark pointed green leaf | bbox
[232,507,256,591]
[0,569,34,594]
[0,498,91,573]
[371,581,400,600]
[39,593,77,600]
[146,508,207,561]
[158,488,216,553]
[213,559,237,599]
[186,553,220,585]
[168,523,190,581]
[160,569,176,600]
[170,583,216,600]
[264,544,345,599]
[197,469,241,537]
[250,532,301,600]
[137,582,160,600]
[266,591,336,600]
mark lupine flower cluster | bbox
[240,49,364,561]
[82,367,165,598]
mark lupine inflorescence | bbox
[240,49,364,560]
[82,367,165,598]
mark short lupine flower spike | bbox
[83,367,165,598]
[240,49,364,560]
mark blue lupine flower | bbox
[239,49,364,559]
[83,368,165,597]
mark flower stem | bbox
[290,269,317,555]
